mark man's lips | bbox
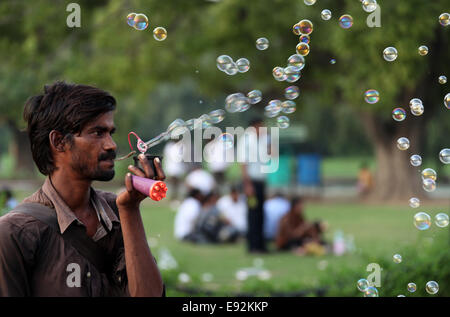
[100,159,115,166]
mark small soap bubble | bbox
[281,100,296,114]
[218,133,234,149]
[167,119,187,137]
[439,13,450,27]
[362,0,378,13]
[435,213,449,228]
[224,62,239,75]
[216,55,233,72]
[133,13,149,31]
[364,89,379,104]
[277,116,290,129]
[407,283,417,293]
[410,102,424,116]
[383,47,398,62]
[273,67,287,81]
[414,212,431,230]
[339,15,353,29]
[247,90,262,104]
[393,254,402,264]
[292,23,301,36]
[225,93,246,113]
[392,108,406,122]
[127,13,137,27]
[364,286,379,297]
[296,43,310,56]
[304,0,316,5]
[444,93,450,109]
[426,281,439,295]
[409,197,420,208]
[330,58,336,64]
[422,178,436,192]
[284,66,301,82]
[256,37,269,50]
[298,19,314,35]
[418,45,429,56]
[357,279,369,292]
[321,9,332,21]
[153,27,167,41]
[439,148,450,164]
[421,168,437,181]
[438,76,447,84]
[287,54,306,71]
[409,98,423,108]
[299,34,310,44]
[410,155,422,167]
[199,114,213,129]
[208,109,225,124]
[284,86,300,100]
[236,58,250,73]
[264,100,282,118]
[396,137,410,151]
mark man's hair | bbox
[23,81,116,175]
[249,117,264,127]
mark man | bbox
[263,192,290,241]
[216,184,248,236]
[173,189,203,241]
[0,81,165,296]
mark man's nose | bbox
[104,134,117,152]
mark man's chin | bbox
[93,169,115,182]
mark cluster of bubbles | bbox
[356,279,378,297]
[225,90,262,113]
[406,281,439,295]
[364,89,380,104]
[216,55,250,75]
[256,37,269,50]
[272,54,305,83]
[414,211,449,230]
[292,20,313,57]
[126,13,167,41]
[409,98,424,116]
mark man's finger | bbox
[128,164,146,178]
[125,173,134,193]
[153,157,166,180]
[138,154,155,179]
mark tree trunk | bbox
[7,121,35,177]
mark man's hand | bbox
[116,154,166,210]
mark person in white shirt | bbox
[263,193,291,241]
[216,185,248,236]
[174,189,203,240]
[185,164,216,196]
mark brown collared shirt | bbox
[0,178,129,297]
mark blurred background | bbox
[0,0,449,296]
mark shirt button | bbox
[87,272,91,278]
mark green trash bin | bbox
[266,155,291,187]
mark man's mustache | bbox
[98,151,116,161]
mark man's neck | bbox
[49,169,92,212]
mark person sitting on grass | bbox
[174,189,203,241]
[275,197,327,256]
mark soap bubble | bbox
[298,19,314,35]
[264,100,282,118]
[418,45,429,56]
[396,137,410,151]
[410,102,424,116]
[284,66,301,82]
[321,9,332,21]
[185,119,196,131]
[357,279,369,292]
[438,76,447,84]
[407,283,417,293]
[393,254,402,264]
[299,35,310,44]
[277,116,290,129]
[330,58,336,64]
[153,27,167,41]
[410,155,422,167]
[439,148,450,164]
[225,93,247,113]
[281,100,296,114]
[409,197,420,208]
[392,108,406,122]
[383,47,398,62]
[216,55,233,71]
[218,133,234,149]
[292,23,301,36]
[256,37,269,50]
[422,178,436,192]
[444,93,450,109]
[339,15,353,29]
[208,109,225,124]
[362,0,377,13]
[178,272,191,284]
[127,13,137,27]
[364,89,379,104]
[236,58,250,73]
[435,213,449,228]
[133,13,149,31]
[421,168,437,181]
[409,98,423,108]
[273,67,287,81]
[414,212,431,230]
[304,0,316,5]
[167,119,188,137]
[199,114,213,129]
[224,62,239,75]
[284,86,299,100]
[296,43,310,56]
[287,54,305,71]
[439,13,450,26]
[247,90,262,104]
[426,281,439,295]
[364,286,379,297]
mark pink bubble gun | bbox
[131,175,168,201]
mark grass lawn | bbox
[140,199,449,296]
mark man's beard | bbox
[70,149,116,181]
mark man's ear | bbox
[49,130,66,152]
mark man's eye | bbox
[94,131,104,136]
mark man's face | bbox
[68,111,117,181]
